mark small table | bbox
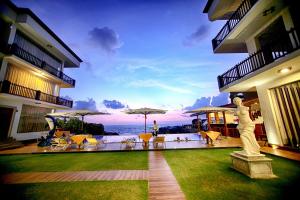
[206,131,221,145]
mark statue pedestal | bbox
[230,151,277,179]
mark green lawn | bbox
[0,151,148,173]
[163,148,300,200]
[0,180,148,200]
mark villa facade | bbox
[0,1,82,141]
[204,0,299,149]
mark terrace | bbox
[212,0,258,51]
[217,27,300,90]
[6,32,76,87]
[0,142,299,200]
[0,80,73,108]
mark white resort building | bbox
[204,0,299,149]
[0,1,81,141]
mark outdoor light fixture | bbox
[278,67,292,73]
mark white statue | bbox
[233,97,261,155]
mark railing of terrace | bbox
[217,27,300,89]
[212,0,258,50]
[8,44,76,86]
[0,80,73,108]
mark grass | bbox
[0,180,148,200]
[163,148,300,200]
[0,151,148,173]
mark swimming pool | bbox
[94,133,201,143]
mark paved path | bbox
[1,170,148,184]
[148,151,186,200]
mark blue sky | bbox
[13,0,246,125]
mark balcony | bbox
[8,44,75,86]
[0,80,73,108]
[212,0,258,51]
[217,28,300,89]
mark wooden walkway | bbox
[1,170,148,184]
[148,151,186,200]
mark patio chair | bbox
[153,136,166,148]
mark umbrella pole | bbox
[81,115,84,132]
[144,114,147,133]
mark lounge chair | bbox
[153,136,166,148]
[51,138,69,150]
[120,137,136,149]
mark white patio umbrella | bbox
[124,108,167,133]
[185,106,236,135]
[49,109,110,130]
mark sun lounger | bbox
[51,138,69,150]
[120,137,136,149]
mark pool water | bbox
[94,133,201,143]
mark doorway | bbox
[0,107,15,140]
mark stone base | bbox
[230,151,277,179]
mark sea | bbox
[104,123,190,135]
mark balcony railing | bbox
[212,0,258,50]
[0,80,73,108]
[217,28,300,89]
[8,44,76,86]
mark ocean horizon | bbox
[104,122,192,135]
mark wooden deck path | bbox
[148,151,186,200]
[1,170,149,184]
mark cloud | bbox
[73,98,98,111]
[128,79,193,94]
[61,95,73,101]
[183,25,210,47]
[185,96,211,111]
[103,100,126,109]
[211,93,230,106]
[88,27,123,53]
[185,93,230,110]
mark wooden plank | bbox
[0,170,149,184]
[148,151,186,200]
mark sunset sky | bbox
[13,0,246,125]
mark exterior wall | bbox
[0,97,52,141]
[211,1,299,147]
[245,7,294,53]
[5,64,56,95]
[256,71,300,146]
[0,1,79,141]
